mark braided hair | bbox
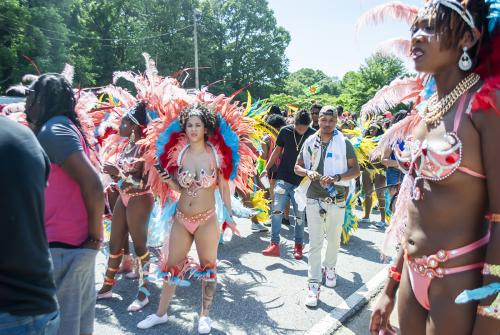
[27,73,89,146]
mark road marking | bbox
[305,266,388,335]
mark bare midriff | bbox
[404,107,488,268]
[176,185,218,217]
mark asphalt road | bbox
[94,208,389,335]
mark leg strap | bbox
[109,250,124,259]
[103,276,116,286]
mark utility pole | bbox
[193,9,202,90]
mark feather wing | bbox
[356,1,418,33]
[361,76,424,116]
[61,64,75,85]
[378,38,411,59]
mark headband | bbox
[420,0,476,30]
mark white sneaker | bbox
[127,296,149,312]
[251,222,269,232]
[305,283,320,307]
[198,316,212,334]
[137,313,168,329]
[325,267,337,288]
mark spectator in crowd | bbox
[25,73,104,335]
[0,116,60,335]
[260,113,287,227]
[310,103,322,131]
[381,111,408,212]
[261,109,316,259]
[294,106,360,307]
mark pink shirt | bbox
[43,121,89,246]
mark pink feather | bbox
[378,38,412,59]
[361,76,424,116]
[356,1,418,33]
[61,64,75,85]
[371,111,421,159]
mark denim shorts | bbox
[50,248,97,335]
[0,311,59,335]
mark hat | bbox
[319,105,337,117]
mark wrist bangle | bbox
[389,266,401,282]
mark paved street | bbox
[95,209,389,335]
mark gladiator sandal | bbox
[127,251,151,312]
[97,250,124,299]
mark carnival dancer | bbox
[294,106,360,306]
[370,0,500,333]
[138,91,256,333]
[96,102,155,312]
[359,121,387,228]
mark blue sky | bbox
[267,0,422,78]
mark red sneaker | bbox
[262,242,280,257]
[293,243,303,260]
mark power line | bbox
[0,12,193,42]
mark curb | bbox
[305,266,388,335]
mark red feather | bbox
[97,127,117,146]
[209,129,233,180]
[160,132,182,175]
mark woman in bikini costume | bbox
[138,104,234,334]
[370,0,500,334]
[97,101,155,312]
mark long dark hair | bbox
[27,73,88,145]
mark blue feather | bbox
[486,0,500,32]
[217,115,240,180]
[156,120,182,159]
[455,282,500,304]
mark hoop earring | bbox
[458,47,472,71]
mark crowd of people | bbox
[1,0,499,334]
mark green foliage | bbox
[341,52,407,112]
[284,68,340,96]
[1,0,290,98]
[270,53,406,114]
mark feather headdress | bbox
[355,1,418,33]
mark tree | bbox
[199,0,290,98]
[1,0,290,99]
[284,68,340,96]
[340,52,406,112]
[0,0,29,92]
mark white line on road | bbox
[305,266,389,335]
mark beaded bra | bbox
[393,93,485,200]
[177,144,217,197]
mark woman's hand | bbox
[369,292,396,335]
[103,163,119,176]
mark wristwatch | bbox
[334,174,341,182]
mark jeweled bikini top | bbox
[393,93,485,200]
[177,144,218,196]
